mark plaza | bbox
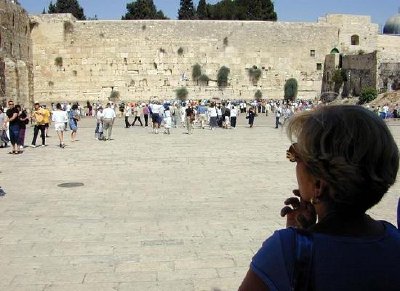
[1,114,399,291]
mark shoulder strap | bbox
[397,197,400,229]
[293,229,314,291]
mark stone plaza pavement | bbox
[1,114,399,291]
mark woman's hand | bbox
[280,189,316,229]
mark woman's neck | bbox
[310,210,384,237]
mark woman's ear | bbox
[314,179,329,199]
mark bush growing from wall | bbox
[217,66,230,87]
[176,87,188,101]
[359,87,377,104]
[249,66,262,84]
[255,90,262,100]
[109,90,120,101]
[198,74,210,85]
[54,57,63,67]
[192,63,202,83]
[284,78,298,101]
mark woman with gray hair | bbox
[240,105,400,291]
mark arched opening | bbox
[330,48,340,54]
[351,35,360,45]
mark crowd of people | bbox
[2,98,400,154]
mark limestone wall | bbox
[376,35,400,92]
[0,0,32,107]
[28,13,400,104]
[30,15,342,103]
[318,14,379,54]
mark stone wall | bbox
[0,7,395,104]
[29,15,368,103]
[0,0,32,107]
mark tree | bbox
[197,0,208,20]
[178,0,195,20]
[206,0,277,21]
[284,78,298,101]
[260,0,277,21]
[48,0,86,20]
[122,0,168,20]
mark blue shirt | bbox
[251,221,400,291]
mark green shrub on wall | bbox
[359,87,377,104]
[198,74,210,85]
[176,87,188,101]
[54,57,63,67]
[249,66,262,84]
[254,90,262,100]
[109,90,120,101]
[217,66,230,87]
[284,78,298,101]
[192,64,202,82]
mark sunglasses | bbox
[286,143,299,162]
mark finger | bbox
[280,206,293,217]
[284,197,300,208]
[292,189,301,197]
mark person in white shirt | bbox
[124,105,131,128]
[150,102,162,134]
[51,103,68,148]
[230,105,238,128]
[102,103,116,140]
[95,107,104,140]
[208,103,218,130]
[163,106,172,134]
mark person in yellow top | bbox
[30,102,47,147]
[42,105,51,137]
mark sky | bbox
[18,0,400,30]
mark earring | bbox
[311,197,320,205]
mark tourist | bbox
[223,105,231,129]
[102,103,116,140]
[197,102,208,129]
[180,103,186,128]
[42,105,51,137]
[150,101,162,134]
[247,107,256,128]
[143,104,150,127]
[216,105,223,127]
[170,103,178,128]
[124,104,131,128]
[68,104,80,142]
[275,103,282,128]
[4,100,20,154]
[208,103,218,130]
[239,105,400,291]
[0,106,8,148]
[30,102,47,147]
[230,105,238,128]
[16,104,29,151]
[51,103,68,148]
[132,104,143,126]
[95,106,104,140]
[185,104,195,134]
[163,105,172,134]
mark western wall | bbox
[2,0,400,105]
